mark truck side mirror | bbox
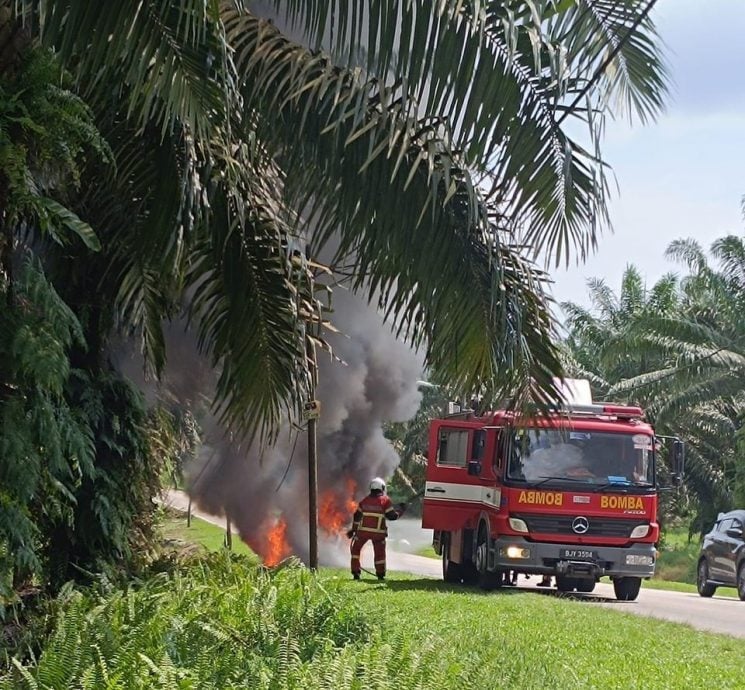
[668,439,685,485]
[467,460,482,476]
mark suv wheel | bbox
[697,559,717,598]
[737,563,745,602]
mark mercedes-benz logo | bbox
[572,516,590,534]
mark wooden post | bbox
[187,496,192,528]
[226,515,233,550]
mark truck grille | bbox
[514,514,643,538]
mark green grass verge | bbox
[162,512,256,559]
[641,579,738,597]
[416,544,437,559]
[344,572,744,688]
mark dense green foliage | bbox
[0,257,173,598]
[4,557,745,689]
[563,234,745,532]
[0,260,93,597]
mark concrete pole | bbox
[307,338,319,570]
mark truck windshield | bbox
[504,429,654,487]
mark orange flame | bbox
[265,518,291,566]
[247,516,291,566]
[319,479,358,536]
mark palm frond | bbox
[711,234,745,291]
[18,0,232,144]
[224,7,567,404]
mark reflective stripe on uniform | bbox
[374,559,386,565]
[361,511,384,528]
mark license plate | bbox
[560,548,598,560]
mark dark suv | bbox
[697,510,745,600]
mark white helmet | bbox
[370,477,386,493]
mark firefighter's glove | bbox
[346,529,356,539]
[396,502,407,514]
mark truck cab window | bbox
[504,428,655,486]
[472,430,486,462]
[437,429,469,467]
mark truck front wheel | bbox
[613,576,642,601]
[442,533,462,584]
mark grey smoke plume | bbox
[123,285,424,564]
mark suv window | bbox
[717,518,733,533]
[731,518,743,531]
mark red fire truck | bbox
[422,382,684,601]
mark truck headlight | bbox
[509,518,528,533]
[500,546,531,559]
[630,524,650,539]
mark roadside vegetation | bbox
[4,554,744,689]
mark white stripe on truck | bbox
[424,481,501,507]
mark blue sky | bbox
[551,0,745,309]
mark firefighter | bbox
[347,477,406,580]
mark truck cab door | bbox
[422,424,499,530]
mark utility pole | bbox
[306,338,319,570]
[225,514,233,550]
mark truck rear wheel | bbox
[442,533,462,583]
[613,576,642,601]
[475,524,502,591]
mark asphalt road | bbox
[164,491,745,639]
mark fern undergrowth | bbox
[0,554,453,689]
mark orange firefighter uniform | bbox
[348,492,405,579]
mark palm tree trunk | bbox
[0,2,29,307]
[0,171,11,308]
[0,3,27,78]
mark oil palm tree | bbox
[2,1,669,440]
[563,237,745,530]
[561,265,681,397]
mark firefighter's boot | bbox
[353,573,360,580]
